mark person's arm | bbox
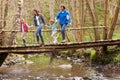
[54,22,57,29]
[66,11,72,23]
[46,25,51,29]
[41,15,46,25]
[31,19,34,27]
[55,11,60,22]
[26,23,31,28]
[54,21,58,26]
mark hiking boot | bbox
[61,40,66,43]
[40,43,44,47]
[23,43,26,46]
[36,36,40,44]
[53,40,58,44]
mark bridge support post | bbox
[0,22,8,66]
[0,6,8,66]
[50,51,57,64]
[102,46,108,54]
[0,53,8,66]
[0,20,8,67]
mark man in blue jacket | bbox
[56,4,72,43]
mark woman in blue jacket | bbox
[56,4,71,43]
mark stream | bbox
[0,56,120,80]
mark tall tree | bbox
[86,0,100,41]
[0,0,3,46]
[71,0,77,42]
[2,0,9,45]
[49,0,55,19]
[0,0,9,66]
[103,0,108,53]
[108,0,120,39]
[77,0,84,42]
[103,0,108,40]
[9,0,23,46]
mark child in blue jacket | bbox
[49,19,58,44]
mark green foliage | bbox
[95,3,104,25]
[113,53,120,63]
[112,26,120,39]
[93,51,120,64]
[90,50,95,61]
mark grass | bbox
[27,55,50,64]
[23,55,70,66]
[90,50,96,61]
[113,53,120,63]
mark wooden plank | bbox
[0,39,120,54]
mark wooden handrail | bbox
[2,26,106,32]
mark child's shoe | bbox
[22,39,26,46]
[53,40,58,44]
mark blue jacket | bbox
[56,10,71,25]
[47,22,57,30]
[51,22,57,31]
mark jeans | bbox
[36,24,44,44]
[60,23,68,40]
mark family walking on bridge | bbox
[20,4,71,46]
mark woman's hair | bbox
[33,9,39,16]
[61,4,66,10]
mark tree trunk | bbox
[77,0,83,42]
[68,0,76,42]
[49,0,55,19]
[9,0,23,46]
[70,0,77,42]
[103,0,108,53]
[0,0,3,46]
[0,0,9,66]
[103,0,108,40]
[2,0,8,46]
[86,0,102,61]
[86,0,100,41]
[108,0,120,39]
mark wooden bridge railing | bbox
[1,26,106,32]
[1,26,107,46]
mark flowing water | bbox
[0,57,120,80]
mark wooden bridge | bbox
[1,39,120,54]
[0,0,120,66]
